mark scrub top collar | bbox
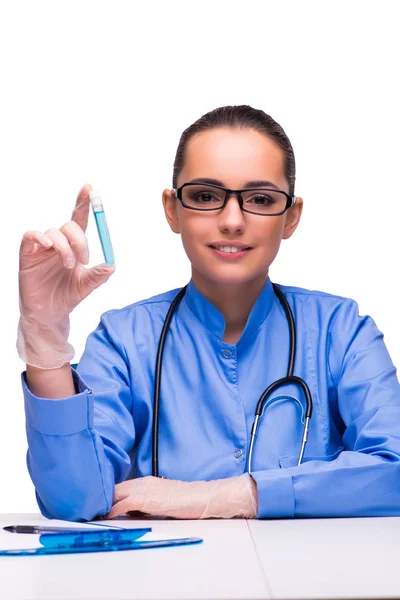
[184,276,275,346]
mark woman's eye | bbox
[247,194,275,205]
[196,193,218,203]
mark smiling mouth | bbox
[209,245,252,253]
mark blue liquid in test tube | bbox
[89,189,115,265]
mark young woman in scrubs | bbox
[18,105,400,521]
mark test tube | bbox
[89,189,115,265]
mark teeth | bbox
[214,246,245,253]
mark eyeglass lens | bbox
[181,184,287,215]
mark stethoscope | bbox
[152,282,313,477]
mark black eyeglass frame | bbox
[172,183,297,216]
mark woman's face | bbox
[162,127,303,287]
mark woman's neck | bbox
[191,269,269,338]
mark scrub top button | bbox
[222,349,232,358]
[234,449,243,458]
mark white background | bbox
[0,1,399,513]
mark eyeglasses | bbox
[172,183,296,216]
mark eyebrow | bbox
[186,177,280,190]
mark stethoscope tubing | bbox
[152,285,188,478]
[152,283,313,478]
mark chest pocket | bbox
[258,393,344,469]
[278,446,345,468]
[252,394,307,470]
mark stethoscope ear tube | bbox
[152,285,187,478]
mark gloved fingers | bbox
[43,227,78,269]
[112,480,137,503]
[78,263,116,298]
[59,220,89,265]
[19,230,54,256]
[106,497,141,519]
[70,183,92,234]
[111,476,159,503]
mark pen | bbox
[3,523,124,534]
[89,188,115,265]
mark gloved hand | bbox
[106,474,258,520]
[17,184,116,369]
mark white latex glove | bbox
[17,184,116,369]
[106,474,258,520]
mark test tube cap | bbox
[89,189,103,210]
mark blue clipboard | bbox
[0,527,203,556]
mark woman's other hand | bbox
[106,474,258,520]
[17,184,116,369]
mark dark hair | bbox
[172,105,296,195]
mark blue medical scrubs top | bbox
[22,277,400,521]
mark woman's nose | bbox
[217,193,246,232]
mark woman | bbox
[18,105,400,521]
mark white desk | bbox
[248,517,399,599]
[0,513,398,600]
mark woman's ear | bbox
[162,189,180,234]
[282,196,303,240]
